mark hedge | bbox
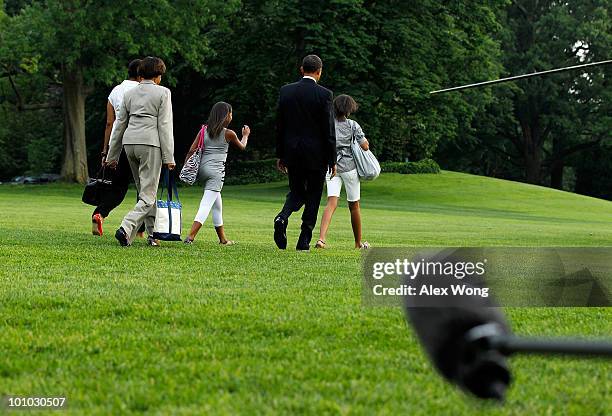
[222,158,440,185]
[224,159,286,185]
[380,159,441,174]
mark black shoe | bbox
[296,229,312,251]
[115,227,129,247]
[274,216,287,249]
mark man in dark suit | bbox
[274,55,336,250]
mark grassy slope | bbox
[0,171,610,415]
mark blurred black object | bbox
[407,307,512,400]
[404,248,612,401]
[82,167,113,206]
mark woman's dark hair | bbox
[138,56,166,79]
[207,102,232,138]
[127,59,141,79]
[334,94,358,120]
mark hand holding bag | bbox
[349,120,381,181]
[153,169,182,241]
[82,166,113,206]
[179,125,207,185]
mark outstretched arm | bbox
[225,125,250,151]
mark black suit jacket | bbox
[276,78,336,170]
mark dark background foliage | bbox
[1,0,610,199]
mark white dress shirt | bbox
[107,79,139,144]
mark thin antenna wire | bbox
[430,60,612,95]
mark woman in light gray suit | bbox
[106,56,176,247]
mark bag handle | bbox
[158,168,180,203]
[96,165,108,181]
[348,119,356,144]
[198,124,207,150]
[184,124,207,165]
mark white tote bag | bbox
[153,169,182,241]
[349,120,381,181]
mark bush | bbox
[26,136,61,176]
[225,159,286,185]
[380,158,441,174]
[222,158,440,186]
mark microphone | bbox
[403,248,512,400]
[405,307,512,400]
[402,248,612,401]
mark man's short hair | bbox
[127,59,141,79]
[302,55,323,73]
[138,56,166,79]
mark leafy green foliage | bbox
[1,0,240,182]
[380,159,441,175]
[202,0,505,162]
[9,0,240,85]
[1,1,609,196]
[0,79,62,178]
[447,0,612,188]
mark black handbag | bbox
[82,166,113,206]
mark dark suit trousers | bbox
[278,167,326,240]
[93,150,145,233]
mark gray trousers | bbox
[121,144,162,242]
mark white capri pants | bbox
[194,190,224,226]
[326,169,361,202]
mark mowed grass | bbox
[0,171,611,415]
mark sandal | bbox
[183,237,194,245]
[147,236,160,247]
[315,239,326,249]
[220,240,235,246]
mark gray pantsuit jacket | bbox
[107,80,175,165]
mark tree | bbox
[365,1,506,161]
[482,0,611,186]
[197,0,505,163]
[2,0,239,183]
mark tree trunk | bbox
[524,151,542,184]
[518,119,543,185]
[550,160,564,189]
[550,135,564,189]
[60,66,88,184]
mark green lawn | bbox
[0,171,611,415]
